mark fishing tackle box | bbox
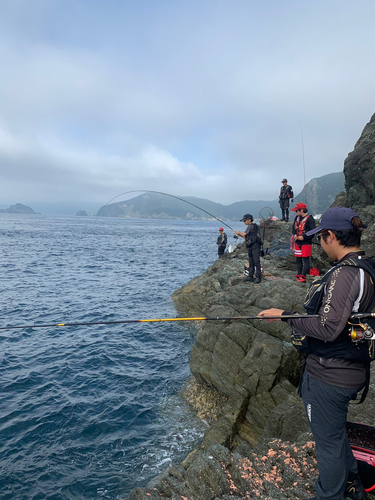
[347,421,375,493]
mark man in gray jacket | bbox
[259,207,372,500]
[216,228,227,258]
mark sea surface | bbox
[0,214,240,500]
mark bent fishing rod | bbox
[3,312,375,331]
[96,190,238,235]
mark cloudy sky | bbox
[0,0,374,213]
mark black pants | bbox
[248,244,261,278]
[218,245,226,258]
[301,372,360,500]
[296,256,310,276]
[280,200,289,220]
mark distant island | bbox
[76,210,88,216]
[96,171,344,221]
[0,203,37,214]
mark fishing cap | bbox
[240,214,253,221]
[306,207,360,236]
[219,227,224,231]
[291,202,307,212]
[281,178,288,183]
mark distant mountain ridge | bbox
[96,171,345,220]
[293,171,345,215]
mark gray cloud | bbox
[0,0,374,212]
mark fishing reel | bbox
[233,235,238,239]
[348,321,375,344]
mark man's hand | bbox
[258,308,285,322]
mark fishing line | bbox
[0,314,319,331]
[96,190,238,235]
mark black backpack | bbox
[291,256,375,403]
[245,223,263,248]
[292,256,375,364]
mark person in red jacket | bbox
[291,202,315,282]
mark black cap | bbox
[240,214,253,221]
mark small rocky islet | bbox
[125,113,375,500]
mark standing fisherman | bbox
[259,207,372,500]
[292,202,315,282]
[235,214,262,284]
[279,178,294,221]
[217,228,227,258]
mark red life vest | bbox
[294,215,309,237]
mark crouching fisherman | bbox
[259,207,374,500]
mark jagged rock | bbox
[173,219,375,448]
[344,112,375,215]
[126,439,321,500]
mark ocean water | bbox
[0,214,236,500]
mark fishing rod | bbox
[0,314,318,331]
[3,312,375,331]
[96,190,238,235]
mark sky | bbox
[0,0,374,214]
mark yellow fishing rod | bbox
[2,313,374,332]
[0,314,320,331]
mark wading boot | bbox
[254,277,261,284]
[242,276,254,282]
[296,275,306,283]
[345,472,367,499]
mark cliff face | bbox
[344,113,375,216]
[126,238,375,500]
[294,171,344,215]
[172,240,375,448]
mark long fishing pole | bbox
[299,122,307,204]
[3,313,375,331]
[0,314,315,331]
[96,190,238,234]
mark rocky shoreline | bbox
[124,220,375,500]
[124,111,375,500]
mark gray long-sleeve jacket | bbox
[283,252,374,389]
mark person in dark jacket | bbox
[291,202,316,282]
[259,207,371,500]
[216,228,227,258]
[279,178,294,221]
[235,214,262,284]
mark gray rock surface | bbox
[344,112,375,215]
[124,223,375,500]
